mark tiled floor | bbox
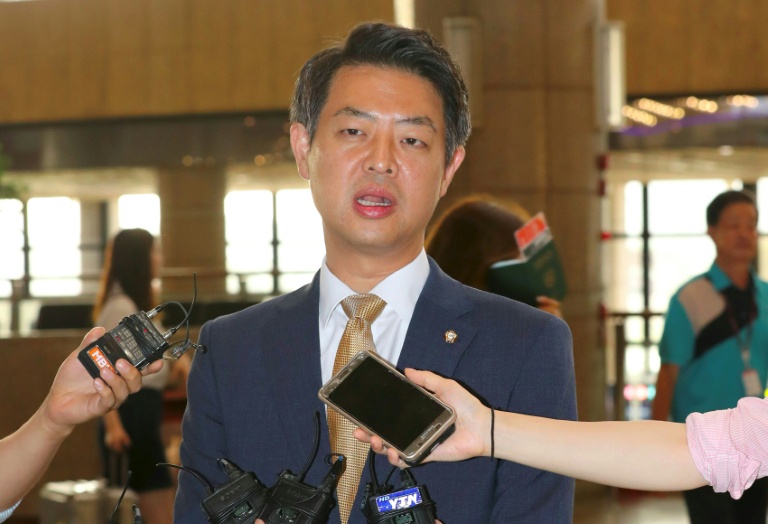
[574,489,688,524]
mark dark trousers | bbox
[684,476,768,524]
[100,388,172,492]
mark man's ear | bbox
[439,146,466,198]
[290,123,311,181]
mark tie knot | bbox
[341,293,386,323]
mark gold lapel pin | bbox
[444,330,458,344]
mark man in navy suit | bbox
[174,22,576,523]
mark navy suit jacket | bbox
[174,258,576,523]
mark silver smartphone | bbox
[318,351,456,465]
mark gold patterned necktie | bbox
[328,293,386,524]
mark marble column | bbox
[157,165,227,297]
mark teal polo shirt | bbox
[659,263,768,422]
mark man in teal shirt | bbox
[653,189,768,523]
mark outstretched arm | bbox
[0,327,162,511]
[356,368,708,492]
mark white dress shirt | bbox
[318,250,430,385]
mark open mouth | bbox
[357,196,392,207]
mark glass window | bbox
[603,237,644,311]
[648,344,661,375]
[622,181,644,236]
[648,236,714,311]
[224,190,275,294]
[27,197,82,296]
[0,199,24,297]
[759,237,768,277]
[649,315,665,345]
[118,194,161,235]
[757,178,768,234]
[622,315,645,345]
[624,344,649,384]
[647,179,728,234]
[276,189,325,292]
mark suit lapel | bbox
[264,274,329,461]
[261,263,476,465]
[397,258,477,379]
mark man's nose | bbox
[365,138,398,176]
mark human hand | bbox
[536,296,562,318]
[103,412,132,453]
[41,327,163,438]
[354,369,490,468]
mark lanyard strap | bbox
[724,294,757,370]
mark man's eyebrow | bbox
[333,107,374,120]
[332,107,437,133]
[398,115,437,133]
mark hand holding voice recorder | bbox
[78,275,205,379]
[318,351,456,465]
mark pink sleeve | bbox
[686,397,768,499]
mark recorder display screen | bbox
[327,355,447,451]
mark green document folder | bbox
[486,240,568,306]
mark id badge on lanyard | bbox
[742,368,763,397]
[725,286,768,398]
[730,294,762,397]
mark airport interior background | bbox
[1,0,768,521]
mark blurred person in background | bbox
[0,328,159,522]
[426,195,562,317]
[94,228,183,524]
[652,189,768,523]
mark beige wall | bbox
[608,0,768,95]
[0,0,394,123]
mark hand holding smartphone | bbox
[318,351,456,465]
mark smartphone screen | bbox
[324,353,451,452]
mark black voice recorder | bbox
[78,275,204,379]
[198,457,344,524]
[361,451,437,524]
[164,413,344,524]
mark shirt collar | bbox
[707,262,757,291]
[319,249,430,328]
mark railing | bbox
[1,269,298,336]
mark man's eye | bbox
[342,129,362,136]
[404,138,424,146]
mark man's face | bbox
[290,65,465,263]
[708,202,758,264]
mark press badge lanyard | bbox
[725,293,761,396]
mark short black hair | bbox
[290,22,471,166]
[706,190,758,226]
